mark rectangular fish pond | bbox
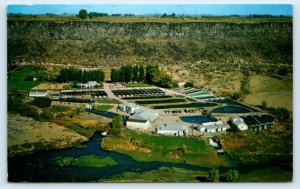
[180,115,218,124]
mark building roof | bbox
[29,91,48,97]
[232,117,247,126]
[78,81,97,87]
[129,107,158,122]
[197,121,226,130]
[157,124,186,132]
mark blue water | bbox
[180,116,217,124]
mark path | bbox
[102,82,126,103]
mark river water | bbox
[8,133,212,182]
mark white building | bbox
[176,80,186,88]
[230,117,248,131]
[118,103,140,114]
[156,123,188,136]
[196,121,227,133]
[29,91,48,98]
[126,107,158,130]
[78,81,97,88]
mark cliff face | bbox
[8,20,293,74]
[8,21,292,40]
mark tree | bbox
[207,169,219,182]
[78,9,88,19]
[33,97,52,108]
[225,169,239,182]
[132,65,139,82]
[184,81,194,88]
[261,100,267,109]
[111,69,119,82]
[138,65,145,82]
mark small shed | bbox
[29,91,48,98]
[230,117,248,131]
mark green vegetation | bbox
[59,67,104,83]
[108,116,124,136]
[261,100,267,109]
[111,65,145,83]
[239,167,292,182]
[67,124,94,138]
[93,105,113,111]
[33,97,52,108]
[145,64,174,88]
[8,91,40,119]
[52,155,117,168]
[207,168,219,182]
[136,98,187,105]
[125,82,151,87]
[99,167,208,182]
[78,9,88,19]
[184,81,194,88]
[95,98,120,104]
[219,122,292,167]
[57,98,93,103]
[47,105,71,113]
[101,128,227,167]
[7,66,46,90]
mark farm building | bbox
[196,121,227,133]
[126,107,158,130]
[240,114,275,132]
[156,123,188,136]
[230,117,248,131]
[118,103,140,114]
[29,91,48,98]
[176,80,186,88]
[77,81,97,88]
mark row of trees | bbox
[111,64,174,88]
[58,68,105,83]
[111,65,145,83]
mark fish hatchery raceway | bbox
[7,19,293,94]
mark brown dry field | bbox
[8,113,88,156]
[32,82,67,90]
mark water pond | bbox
[180,116,217,124]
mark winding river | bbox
[8,133,212,182]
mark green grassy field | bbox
[101,129,227,168]
[8,67,43,90]
[244,74,293,111]
[93,104,114,111]
[52,155,117,168]
[94,98,120,104]
[99,166,208,182]
[125,83,152,87]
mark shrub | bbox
[40,110,54,121]
[33,97,52,108]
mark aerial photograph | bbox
[7,4,293,182]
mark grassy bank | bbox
[99,166,208,182]
[52,155,117,168]
[101,128,227,168]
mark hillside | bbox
[7,16,293,95]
